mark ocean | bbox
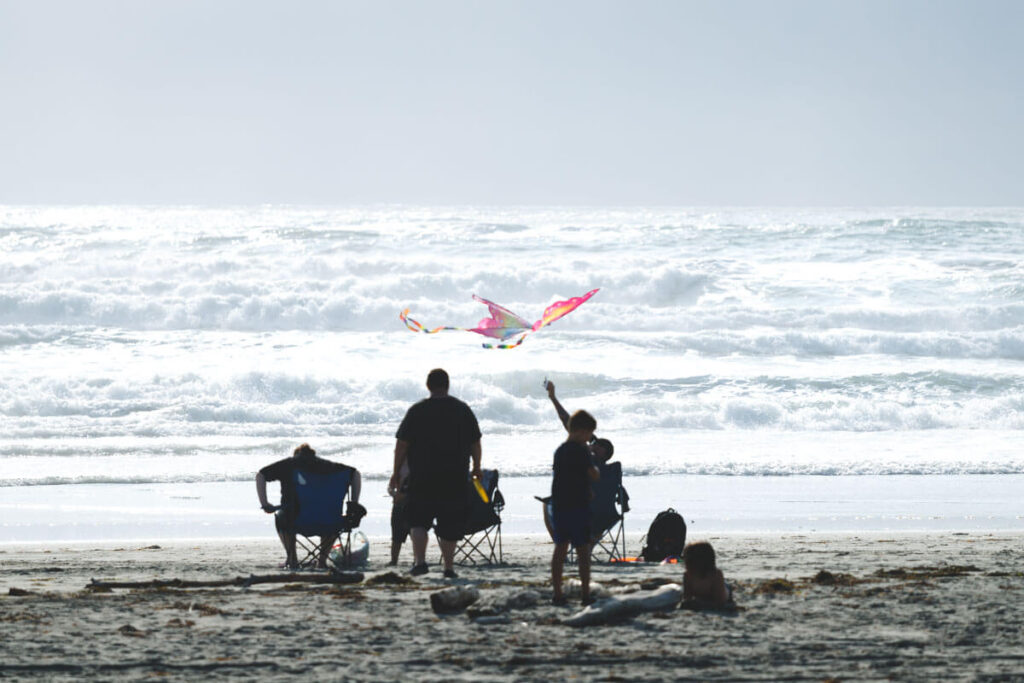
[2,205,1023,542]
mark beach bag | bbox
[640,508,686,562]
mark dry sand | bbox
[2,532,1023,681]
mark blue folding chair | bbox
[454,469,505,566]
[588,461,629,562]
[539,461,630,564]
[289,467,358,569]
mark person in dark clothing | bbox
[550,410,600,606]
[255,443,362,569]
[390,368,482,579]
[388,461,410,566]
[545,379,614,464]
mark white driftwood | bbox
[564,579,608,599]
[468,589,542,619]
[562,583,683,627]
[430,585,480,614]
[504,589,541,610]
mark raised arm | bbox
[547,380,570,431]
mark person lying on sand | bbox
[545,379,614,464]
[681,541,734,609]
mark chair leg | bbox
[454,525,504,567]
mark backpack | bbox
[640,508,687,562]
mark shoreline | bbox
[4,473,1024,545]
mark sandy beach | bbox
[3,531,1023,681]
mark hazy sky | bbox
[1,0,1022,205]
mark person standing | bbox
[550,410,600,606]
[387,461,410,566]
[391,368,482,578]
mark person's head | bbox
[426,368,450,396]
[293,443,316,459]
[683,541,716,577]
[567,410,597,443]
[590,437,614,463]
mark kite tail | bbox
[481,333,530,350]
[399,309,464,335]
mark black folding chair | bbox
[453,469,505,566]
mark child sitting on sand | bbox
[682,541,733,609]
[550,410,601,606]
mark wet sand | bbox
[2,532,1023,681]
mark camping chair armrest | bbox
[617,486,630,513]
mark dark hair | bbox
[293,443,316,459]
[683,541,716,577]
[426,368,450,392]
[591,437,614,463]
[567,409,597,433]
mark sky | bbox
[1,0,1022,206]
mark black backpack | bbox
[640,508,687,562]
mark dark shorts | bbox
[275,508,294,534]
[406,493,467,542]
[390,495,410,544]
[551,506,591,548]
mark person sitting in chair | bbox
[256,443,363,570]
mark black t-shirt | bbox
[395,395,481,495]
[260,455,353,511]
[551,441,593,510]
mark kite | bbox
[400,288,599,349]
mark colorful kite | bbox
[400,289,599,349]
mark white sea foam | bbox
[2,206,1024,487]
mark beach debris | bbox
[874,565,981,580]
[505,589,542,610]
[85,571,364,591]
[811,570,860,586]
[430,585,480,614]
[562,583,683,627]
[467,589,542,619]
[165,618,195,628]
[753,578,797,595]
[7,588,34,596]
[366,571,416,586]
[117,624,147,638]
[401,289,599,349]
[473,615,512,626]
[564,579,608,600]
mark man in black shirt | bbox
[391,368,482,578]
[256,443,362,569]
